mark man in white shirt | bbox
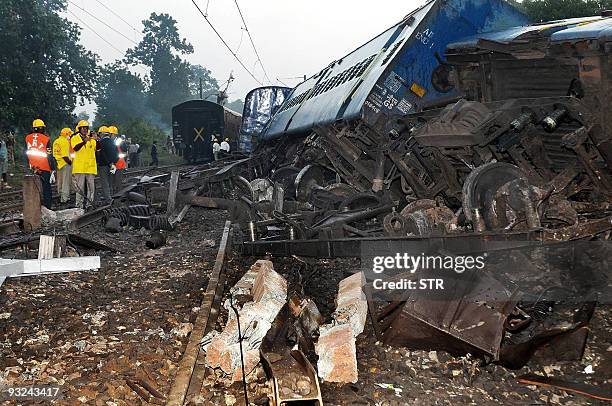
[220,138,230,155]
[212,138,220,161]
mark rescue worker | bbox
[220,137,230,158]
[0,138,8,190]
[71,120,97,209]
[128,142,139,167]
[25,119,55,209]
[95,126,119,205]
[109,126,126,194]
[52,127,73,204]
[150,141,159,166]
[212,137,220,161]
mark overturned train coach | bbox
[172,100,242,162]
[224,11,612,366]
[259,0,528,141]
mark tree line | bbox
[1,0,611,145]
[0,0,243,148]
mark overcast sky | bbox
[66,0,427,117]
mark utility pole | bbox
[199,78,203,99]
[216,72,235,106]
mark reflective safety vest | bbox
[115,137,126,170]
[25,132,51,172]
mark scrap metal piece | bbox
[462,163,527,230]
[367,267,519,361]
[67,234,117,252]
[400,199,457,236]
[261,305,323,406]
[146,232,166,249]
[295,165,325,202]
[518,374,612,401]
[383,211,410,236]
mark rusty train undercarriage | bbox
[184,33,612,372]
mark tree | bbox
[0,0,98,131]
[94,62,150,125]
[519,0,612,22]
[189,64,219,99]
[226,99,245,114]
[126,13,193,125]
[122,117,167,148]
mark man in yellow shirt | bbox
[71,120,97,209]
[53,128,73,203]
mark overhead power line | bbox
[233,0,272,85]
[92,0,142,35]
[190,0,263,86]
[67,9,125,57]
[67,9,148,75]
[68,0,139,46]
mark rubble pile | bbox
[205,260,287,382]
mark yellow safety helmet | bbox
[98,125,109,133]
[225,138,229,142]
[32,118,46,128]
[76,120,90,130]
[60,127,72,137]
[108,125,118,135]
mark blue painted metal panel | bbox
[262,0,528,140]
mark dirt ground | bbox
[0,208,610,405]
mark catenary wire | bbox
[190,0,263,86]
[68,0,139,45]
[233,0,272,85]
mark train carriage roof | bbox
[261,0,528,140]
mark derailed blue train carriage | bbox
[260,0,528,141]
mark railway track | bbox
[166,221,232,405]
[0,163,189,215]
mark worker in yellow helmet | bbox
[71,120,97,209]
[95,126,119,204]
[108,126,126,193]
[25,119,56,208]
[52,127,73,204]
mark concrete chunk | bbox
[206,260,287,381]
[315,324,358,384]
[335,272,367,337]
[314,272,366,384]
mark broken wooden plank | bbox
[23,175,41,231]
[38,235,55,260]
[0,256,100,277]
[167,170,180,215]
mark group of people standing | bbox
[212,136,230,161]
[25,119,128,210]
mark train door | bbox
[187,112,213,162]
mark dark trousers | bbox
[151,155,158,166]
[113,169,124,194]
[97,165,113,204]
[39,170,52,209]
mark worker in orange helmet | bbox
[109,126,126,194]
[25,119,56,208]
